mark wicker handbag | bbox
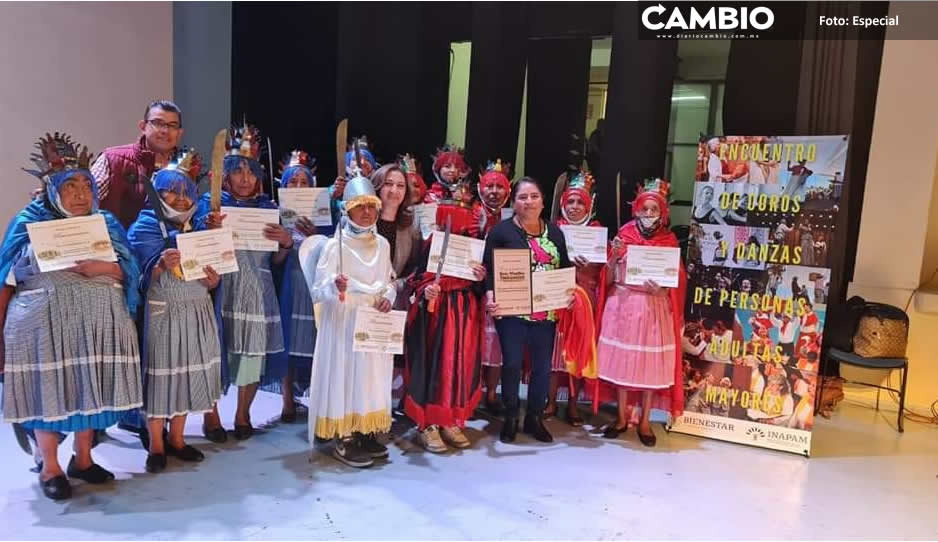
[852,303,909,358]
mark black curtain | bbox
[596,2,678,233]
[231,2,338,185]
[464,2,528,171]
[722,5,806,135]
[524,37,592,205]
[335,3,423,167]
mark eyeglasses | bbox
[146,119,182,131]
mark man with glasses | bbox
[90,100,183,446]
[91,100,184,228]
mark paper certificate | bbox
[278,187,332,227]
[428,231,486,281]
[414,203,438,239]
[493,249,533,316]
[560,225,608,263]
[221,206,281,252]
[624,245,681,288]
[176,228,240,281]
[532,267,576,313]
[352,307,407,355]
[26,214,117,272]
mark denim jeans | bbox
[494,317,557,418]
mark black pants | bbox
[494,317,557,418]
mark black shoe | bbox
[145,453,167,473]
[233,424,254,441]
[523,414,554,443]
[637,428,657,447]
[40,474,71,500]
[602,422,628,439]
[118,422,143,434]
[332,437,374,468]
[202,424,228,443]
[166,443,205,462]
[499,416,518,443]
[358,433,389,459]
[66,456,115,484]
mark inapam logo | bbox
[746,427,766,442]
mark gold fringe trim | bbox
[313,409,392,440]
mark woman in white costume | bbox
[306,168,396,468]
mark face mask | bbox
[638,216,660,230]
[345,216,377,238]
[160,198,196,226]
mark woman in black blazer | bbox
[482,177,572,444]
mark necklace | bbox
[514,215,543,237]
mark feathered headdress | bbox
[23,132,95,183]
[225,121,262,161]
[164,147,205,183]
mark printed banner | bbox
[670,135,849,456]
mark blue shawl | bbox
[0,198,141,315]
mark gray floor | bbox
[1,391,937,540]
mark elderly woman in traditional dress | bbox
[0,133,143,500]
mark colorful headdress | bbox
[632,177,672,224]
[431,144,470,188]
[478,159,511,211]
[221,120,266,196]
[23,132,95,184]
[560,166,596,225]
[398,153,426,201]
[279,150,318,187]
[23,132,99,217]
[225,121,262,161]
[153,148,203,203]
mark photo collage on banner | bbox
[671,135,849,456]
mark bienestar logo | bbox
[641,4,775,31]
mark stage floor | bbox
[1,391,936,540]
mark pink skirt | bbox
[597,285,676,389]
[481,313,502,367]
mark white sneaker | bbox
[441,426,471,449]
[419,426,448,453]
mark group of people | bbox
[0,100,688,501]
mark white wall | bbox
[846,7,938,413]
[0,1,173,225]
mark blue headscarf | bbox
[345,149,376,172]
[0,170,141,315]
[127,169,199,295]
[280,165,316,188]
[193,156,277,230]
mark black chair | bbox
[820,347,909,432]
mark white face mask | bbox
[638,216,660,230]
[160,198,196,226]
[344,215,377,238]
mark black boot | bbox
[499,416,518,443]
[523,413,554,443]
